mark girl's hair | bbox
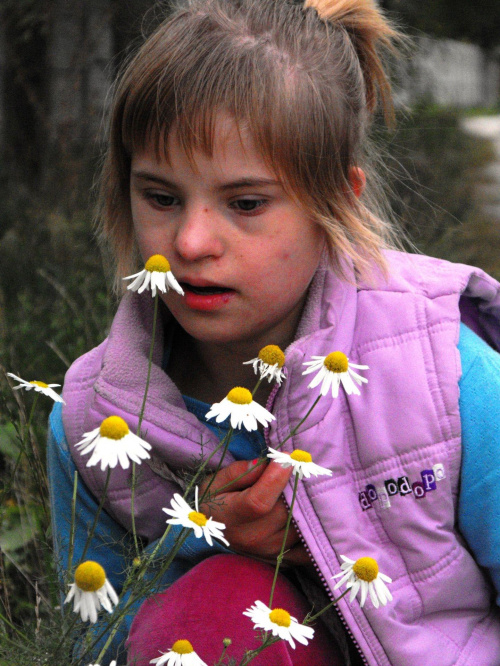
[98,0,404,288]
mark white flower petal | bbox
[331,555,392,610]
[166,271,184,295]
[162,489,229,548]
[138,271,151,294]
[303,354,368,399]
[267,447,332,480]
[125,270,147,291]
[243,600,314,650]
[206,395,274,432]
[76,424,151,471]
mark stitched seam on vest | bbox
[455,612,498,666]
[305,440,452,481]
[352,319,456,357]
[416,621,462,653]
[410,542,462,581]
[93,383,220,449]
[418,299,452,444]
[296,488,390,665]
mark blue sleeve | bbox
[458,323,500,605]
[47,403,229,664]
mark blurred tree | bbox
[381,0,500,50]
[0,0,167,201]
[0,0,51,185]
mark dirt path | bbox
[461,115,500,222]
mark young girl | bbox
[48,0,500,664]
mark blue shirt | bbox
[47,323,500,663]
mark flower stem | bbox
[23,394,49,517]
[131,292,160,557]
[251,377,263,397]
[237,634,281,665]
[66,470,78,582]
[130,462,140,558]
[268,473,299,609]
[304,588,349,624]
[199,426,234,502]
[137,292,159,435]
[214,642,231,666]
[276,394,321,450]
[0,608,28,642]
[93,527,192,664]
[80,468,111,563]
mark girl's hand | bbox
[199,459,310,565]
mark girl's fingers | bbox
[200,458,266,497]
[235,463,293,521]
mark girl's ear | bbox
[349,166,366,199]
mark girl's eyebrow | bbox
[131,170,281,191]
[131,171,177,188]
[217,177,282,191]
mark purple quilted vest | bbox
[62,251,500,665]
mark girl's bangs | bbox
[118,33,322,188]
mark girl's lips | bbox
[180,282,235,311]
[180,281,231,295]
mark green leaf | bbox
[0,525,36,553]
[0,423,20,460]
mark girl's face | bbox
[130,114,325,352]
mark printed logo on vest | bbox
[358,463,446,511]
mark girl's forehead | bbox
[137,113,278,179]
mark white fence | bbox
[395,36,500,108]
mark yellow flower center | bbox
[30,381,49,388]
[74,561,106,592]
[99,415,129,440]
[258,345,285,368]
[290,449,313,463]
[227,387,253,405]
[145,254,170,273]
[352,557,379,582]
[172,639,194,654]
[324,351,349,373]
[269,608,291,627]
[188,511,208,527]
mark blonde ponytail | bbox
[304,0,402,125]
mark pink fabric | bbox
[126,554,341,666]
[63,250,500,664]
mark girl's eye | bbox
[147,192,179,208]
[231,198,267,213]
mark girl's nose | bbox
[173,205,224,262]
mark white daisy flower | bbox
[205,386,275,431]
[75,415,152,471]
[64,561,119,624]
[7,373,65,404]
[302,351,368,398]
[162,486,229,547]
[267,447,332,480]
[123,254,184,297]
[243,600,314,649]
[87,662,116,666]
[150,639,207,666]
[243,344,286,384]
[332,555,392,608]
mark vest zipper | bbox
[263,382,368,666]
[290,517,368,665]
